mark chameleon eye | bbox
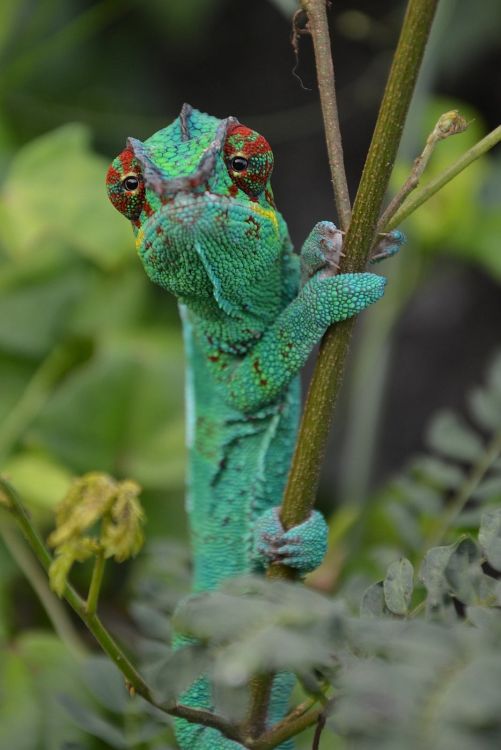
[122,175,140,191]
[230,156,248,172]
[224,124,273,197]
[106,148,145,221]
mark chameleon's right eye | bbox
[106,148,145,221]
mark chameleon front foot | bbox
[370,229,406,263]
[300,220,345,282]
[253,508,328,574]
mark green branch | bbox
[386,124,501,230]
[0,477,242,745]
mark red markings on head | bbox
[106,148,145,221]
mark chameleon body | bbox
[106,104,403,749]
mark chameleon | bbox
[106,104,404,749]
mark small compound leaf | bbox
[81,657,128,714]
[60,695,127,748]
[420,543,457,606]
[410,455,465,489]
[383,559,414,615]
[468,386,501,431]
[479,508,501,570]
[444,537,482,605]
[360,581,388,617]
[473,475,501,501]
[426,410,484,462]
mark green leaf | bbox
[383,558,414,615]
[426,410,483,462]
[0,269,87,356]
[0,632,90,750]
[31,334,184,486]
[479,508,501,570]
[60,695,128,748]
[444,537,484,605]
[2,451,72,513]
[473,475,501,501]
[410,455,464,489]
[81,656,129,714]
[1,124,132,269]
[419,542,456,606]
[360,581,387,617]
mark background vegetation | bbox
[0,0,500,748]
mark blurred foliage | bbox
[0,0,500,748]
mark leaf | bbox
[426,410,484,462]
[1,124,132,269]
[479,508,501,570]
[2,452,72,513]
[420,543,457,606]
[410,455,464,489]
[383,559,414,615]
[0,269,87,356]
[144,643,212,704]
[468,386,501,431]
[360,581,387,617]
[81,656,128,714]
[444,537,483,605]
[473,475,501,501]
[60,695,128,748]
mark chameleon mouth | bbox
[127,103,239,200]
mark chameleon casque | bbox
[106,104,403,749]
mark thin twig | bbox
[0,521,86,655]
[422,431,501,553]
[86,549,106,616]
[300,0,351,230]
[312,712,326,750]
[386,124,501,230]
[0,477,243,745]
[376,109,468,234]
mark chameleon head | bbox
[106,104,285,318]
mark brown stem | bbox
[300,0,351,230]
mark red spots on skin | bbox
[265,189,276,208]
[245,215,261,240]
[252,358,268,387]
[106,147,145,221]
[228,184,238,198]
[224,123,274,198]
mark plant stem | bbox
[273,0,439,576]
[0,477,243,745]
[0,344,71,460]
[300,0,351,230]
[86,549,106,616]
[423,431,501,552]
[0,521,85,655]
[386,124,501,230]
[376,109,468,235]
[248,705,324,750]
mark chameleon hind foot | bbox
[253,507,328,574]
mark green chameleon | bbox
[106,104,403,749]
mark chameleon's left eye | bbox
[106,148,145,221]
[224,125,273,197]
[122,175,140,191]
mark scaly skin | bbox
[106,104,403,749]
